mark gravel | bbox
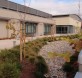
[39,40,75,78]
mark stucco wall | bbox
[53,16,81,34]
[69,17,81,33]
[53,17,70,25]
[0,20,8,38]
[0,8,56,38]
[0,9,55,24]
[37,23,44,36]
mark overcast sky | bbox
[9,0,82,17]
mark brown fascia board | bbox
[52,14,70,18]
[0,0,52,18]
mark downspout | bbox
[74,50,82,78]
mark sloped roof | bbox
[53,14,82,21]
[0,0,52,18]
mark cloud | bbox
[26,0,82,17]
[9,0,82,18]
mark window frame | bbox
[25,22,37,36]
[44,24,52,35]
[56,25,73,34]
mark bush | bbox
[70,55,78,64]
[0,63,20,78]
[34,72,46,78]
[34,56,48,78]
[0,34,81,78]
[63,51,79,78]
[63,62,74,72]
[28,56,36,64]
[0,49,21,78]
[0,49,20,63]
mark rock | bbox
[39,40,75,78]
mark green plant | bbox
[70,55,78,64]
[0,34,81,78]
[0,49,20,63]
[34,56,48,78]
[28,56,36,64]
[0,63,20,78]
[63,62,74,72]
[34,71,46,78]
[0,49,21,78]
[63,51,79,78]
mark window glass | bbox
[56,25,73,34]
[44,24,52,35]
[28,25,32,33]
[26,23,37,34]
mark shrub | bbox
[0,34,81,78]
[34,71,46,78]
[0,49,21,78]
[28,56,36,64]
[63,51,79,78]
[0,49,20,63]
[0,63,20,78]
[63,62,74,72]
[34,56,48,78]
[70,55,78,64]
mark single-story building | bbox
[0,0,56,39]
[53,14,82,34]
[0,0,82,40]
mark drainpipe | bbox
[78,50,82,72]
[74,50,82,78]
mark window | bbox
[56,25,73,34]
[44,24,52,35]
[26,22,37,36]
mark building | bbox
[0,0,82,40]
[53,14,82,34]
[0,0,55,39]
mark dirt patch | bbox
[20,59,36,78]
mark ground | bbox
[20,59,36,78]
[39,41,75,78]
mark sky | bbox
[9,0,82,17]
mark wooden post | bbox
[51,24,55,41]
[23,23,26,58]
[20,22,23,62]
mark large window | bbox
[56,25,73,34]
[26,22,37,36]
[44,24,52,35]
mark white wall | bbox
[0,9,55,24]
[69,17,81,33]
[53,17,70,25]
[0,9,56,38]
[36,23,44,36]
[0,20,8,38]
[53,16,81,34]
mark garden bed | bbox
[0,34,82,78]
